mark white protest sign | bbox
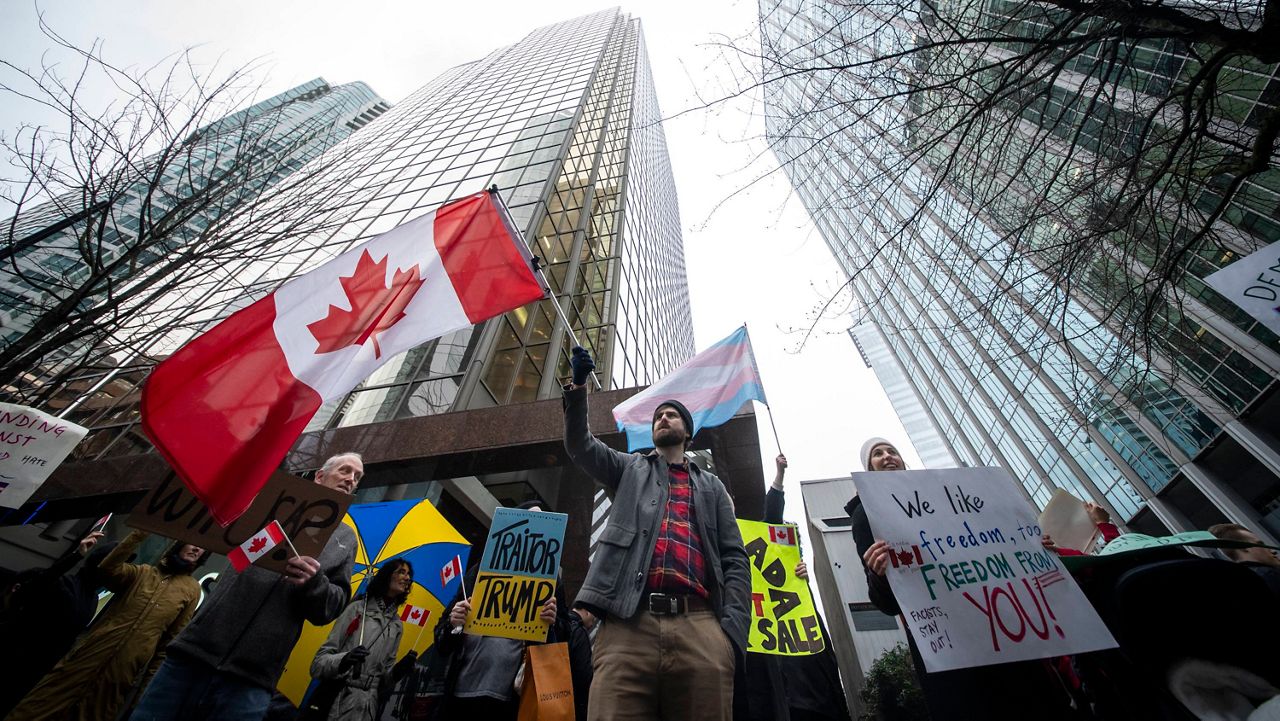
[0,402,88,509]
[853,467,1117,672]
[1038,489,1098,553]
[1203,240,1280,336]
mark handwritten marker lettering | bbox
[853,467,1117,671]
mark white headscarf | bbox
[860,437,906,471]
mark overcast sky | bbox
[0,1,923,533]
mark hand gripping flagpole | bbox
[743,322,783,456]
[488,185,601,390]
[450,561,470,636]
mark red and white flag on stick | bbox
[228,520,287,572]
[142,191,546,525]
[769,525,797,546]
[401,604,431,627]
[441,555,463,589]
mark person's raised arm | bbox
[1086,502,1121,542]
[764,454,787,524]
[562,347,629,491]
[98,529,147,592]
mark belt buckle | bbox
[648,593,680,615]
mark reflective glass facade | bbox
[2,78,388,357]
[762,0,1280,535]
[8,9,693,466]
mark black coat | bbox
[0,541,116,716]
[767,488,850,721]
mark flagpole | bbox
[279,523,302,559]
[742,322,782,455]
[412,621,428,650]
[359,595,368,645]
[488,185,601,391]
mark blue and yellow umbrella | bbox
[278,497,471,706]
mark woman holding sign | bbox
[845,438,1075,721]
[308,559,419,721]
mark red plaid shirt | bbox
[645,464,709,598]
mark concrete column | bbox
[1180,462,1279,545]
[1224,420,1280,479]
[440,476,500,527]
[1143,496,1196,534]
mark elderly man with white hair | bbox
[133,452,364,721]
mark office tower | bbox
[0,11,750,588]
[2,78,389,385]
[760,0,1280,540]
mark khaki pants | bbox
[587,608,735,721]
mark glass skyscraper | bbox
[761,0,1280,539]
[6,9,692,461]
[1,10,703,574]
[2,78,389,387]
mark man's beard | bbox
[652,427,685,448]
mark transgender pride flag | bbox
[612,326,767,450]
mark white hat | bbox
[861,437,905,471]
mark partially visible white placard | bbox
[1203,241,1280,336]
[0,402,88,509]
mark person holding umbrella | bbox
[308,558,419,721]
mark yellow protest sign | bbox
[465,507,568,642]
[737,519,825,656]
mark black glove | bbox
[338,645,370,673]
[570,346,595,386]
[392,650,419,681]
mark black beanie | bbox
[653,400,695,444]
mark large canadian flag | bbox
[142,191,546,525]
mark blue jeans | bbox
[132,654,272,721]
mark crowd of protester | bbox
[1,345,1277,720]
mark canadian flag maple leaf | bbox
[411,609,421,619]
[307,249,426,359]
[248,537,267,553]
[896,549,915,566]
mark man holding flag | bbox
[132,452,363,720]
[561,341,750,721]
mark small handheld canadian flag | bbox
[91,513,112,533]
[228,520,287,572]
[441,555,463,589]
[401,604,431,627]
[769,525,797,546]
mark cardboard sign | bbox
[1038,489,1098,553]
[738,519,825,656]
[466,507,568,642]
[853,467,1117,672]
[128,471,352,573]
[1203,240,1280,336]
[0,403,89,509]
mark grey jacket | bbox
[311,596,404,721]
[167,524,357,689]
[562,386,751,655]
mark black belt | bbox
[644,592,710,615]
